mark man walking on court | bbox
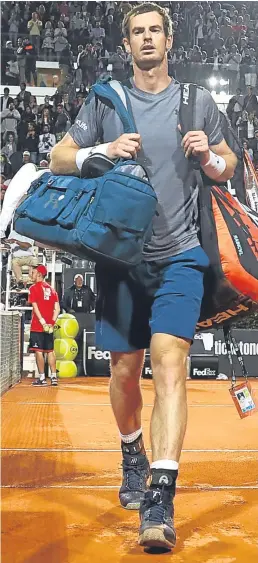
[50,2,236,550]
[29,264,60,387]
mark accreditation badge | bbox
[229,381,258,419]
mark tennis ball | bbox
[56,360,77,378]
[54,338,78,361]
[54,313,79,339]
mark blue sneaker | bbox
[119,437,150,510]
[32,378,47,386]
[138,488,176,550]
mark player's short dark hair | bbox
[122,2,173,39]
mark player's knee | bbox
[110,351,143,390]
[151,335,189,390]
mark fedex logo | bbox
[192,368,216,377]
[87,346,110,360]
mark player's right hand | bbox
[107,133,141,160]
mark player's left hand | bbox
[181,130,210,163]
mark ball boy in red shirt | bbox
[28,264,60,386]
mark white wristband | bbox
[75,143,111,172]
[202,150,226,179]
[40,318,46,326]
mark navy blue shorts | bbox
[95,246,209,352]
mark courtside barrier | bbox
[82,329,258,378]
[0,311,22,394]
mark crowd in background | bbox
[1,1,258,194]
[2,1,258,89]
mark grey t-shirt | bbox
[68,80,224,261]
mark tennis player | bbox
[50,2,237,550]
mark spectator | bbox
[1,132,17,160]
[62,93,73,117]
[53,24,68,61]
[22,124,38,164]
[28,97,38,119]
[224,44,241,93]
[104,14,121,52]
[76,45,85,86]
[70,11,85,32]
[16,38,27,84]
[62,273,95,314]
[243,87,258,115]
[37,4,47,26]
[54,20,67,39]
[8,12,20,47]
[5,55,19,86]
[56,75,77,105]
[39,159,49,168]
[2,41,15,85]
[241,48,257,89]
[227,88,244,128]
[72,94,85,118]
[38,96,54,116]
[207,48,223,71]
[59,43,74,79]
[93,41,109,77]
[76,83,88,99]
[220,18,233,41]
[38,124,56,160]
[37,107,53,132]
[0,154,12,181]
[108,46,127,81]
[243,140,253,160]
[27,12,42,55]
[21,104,36,125]
[21,150,32,166]
[1,102,21,142]
[194,13,204,47]
[54,104,71,139]
[23,38,37,85]
[78,44,97,86]
[191,45,202,63]
[42,26,54,61]
[1,88,14,111]
[7,229,37,288]
[91,20,105,44]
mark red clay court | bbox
[1,377,258,563]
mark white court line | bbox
[15,383,258,391]
[1,448,258,453]
[1,484,258,490]
[1,402,237,407]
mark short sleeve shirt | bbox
[68,80,224,260]
[29,282,59,332]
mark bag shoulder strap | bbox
[179,83,199,136]
[179,83,203,176]
[91,80,137,134]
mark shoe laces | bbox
[145,489,169,523]
[124,464,145,491]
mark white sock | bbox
[151,460,179,471]
[39,373,45,381]
[120,428,142,444]
[50,373,56,379]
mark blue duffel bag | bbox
[14,81,157,269]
